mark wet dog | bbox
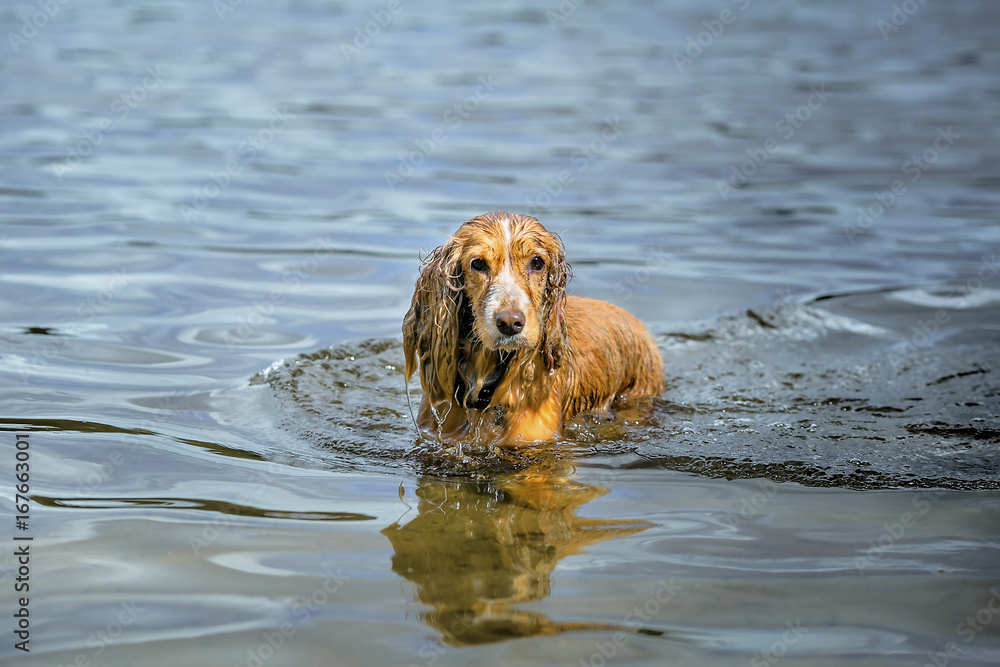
[403,212,664,444]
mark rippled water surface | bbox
[2,1,999,665]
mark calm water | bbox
[2,0,1000,665]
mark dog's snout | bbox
[495,309,525,337]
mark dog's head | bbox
[403,212,571,408]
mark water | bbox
[2,0,999,665]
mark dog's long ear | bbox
[540,234,571,371]
[402,239,464,407]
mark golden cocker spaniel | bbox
[403,212,665,445]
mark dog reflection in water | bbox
[382,460,653,645]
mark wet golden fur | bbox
[403,212,665,444]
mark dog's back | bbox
[560,296,665,419]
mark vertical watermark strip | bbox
[12,432,32,653]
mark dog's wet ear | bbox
[540,235,571,370]
[402,238,465,407]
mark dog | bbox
[403,212,665,444]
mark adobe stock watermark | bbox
[187,500,250,556]
[213,0,244,21]
[50,65,168,181]
[716,84,833,201]
[578,578,683,667]
[7,0,72,54]
[188,465,285,555]
[882,309,950,374]
[17,268,131,384]
[523,116,627,215]
[748,287,798,327]
[751,620,810,667]
[844,126,960,243]
[339,0,413,62]
[613,246,672,304]
[408,602,477,667]
[546,0,588,29]
[672,0,752,73]
[877,0,930,40]
[923,588,1000,667]
[178,106,294,224]
[853,489,944,574]
[233,568,347,667]
[724,479,779,528]
[384,75,501,190]
[222,233,341,352]
[882,254,998,375]
[702,285,799,368]
[950,254,999,307]
[47,599,145,666]
[74,447,133,500]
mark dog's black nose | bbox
[495,309,525,337]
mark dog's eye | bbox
[529,256,545,272]
[470,258,488,273]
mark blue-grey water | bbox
[1,1,999,665]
